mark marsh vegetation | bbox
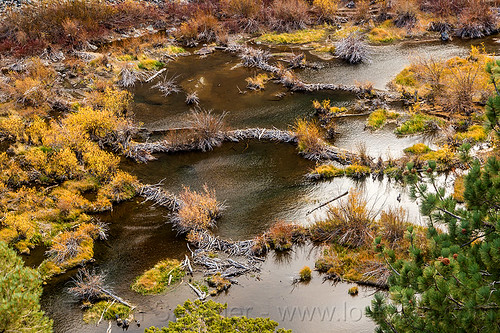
[0,0,500,332]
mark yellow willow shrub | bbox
[24,147,49,174]
[86,87,132,115]
[81,141,119,180]
[313,0,339,20]
[2,211,38,248]
[64,106,119,140]
[97,171,138,203]
[42,121,84,151]
[49,147,81,180]
[51,188,91,219]
[92,196,112,212]
[0,227,18,244]
[0,152,29,186]
[25,116,49,145]
[0,115,26,141]
[1,186,50,213]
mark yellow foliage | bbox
[25,116,48,145]
[64,106,120,140]
[50,147,81,179]
[312,99,347,115]
[453,176,465,203]
[313,0,338,20]
[86,87,132,115]
[246,74,270,90]
[0,116,26,141]
[51,188,91,218]
[294,119,325,154]
[421,145,455,165]
[367,21,404,44]
[404,143,431,155]
[97,171,138,203]
[24,147,49,173]
[0,152,29,186]
[454,125,488,142]
[81,141,119,180]
[313,164,371,178]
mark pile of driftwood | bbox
[225,128,297,143]
[187,230,256,257]
[193,250,261,279]
[139,183,181,211]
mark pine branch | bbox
[460,229,495,248]
[438,208,462,220]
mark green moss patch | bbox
[395,114,444,135]
[313,164,371,179]
[367,109,400,129]
[83,301,131,323]
[131,259,185,295]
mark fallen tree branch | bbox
[306,191,349,215]
[188,282,207,300]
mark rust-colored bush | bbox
[1,0,162,50]
[269,0,311,32]
[175,12,221,46]
[172,185,224,233]
[456,0,497,38]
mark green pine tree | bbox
[145,299,291,333]
[366,158,500,333]
[0,241,53,333]
[485,60,500,138]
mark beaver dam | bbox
[28,36,487,333]
[2,1,500,332]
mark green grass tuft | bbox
[131,259,185,295]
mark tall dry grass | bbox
[172,185,224,233]
[310,190,375,247]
